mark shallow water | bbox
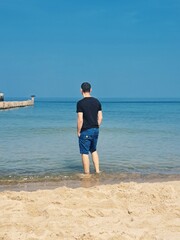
[0,98,180,188]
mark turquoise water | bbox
[0,98,180,185]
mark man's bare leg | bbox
[81,154,90,174]
[91,151,100,173]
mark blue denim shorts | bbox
[79,128,99,154]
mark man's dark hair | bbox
[81,82,91,93]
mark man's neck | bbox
[83,92,91,98]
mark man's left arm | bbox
[77,112,83,137]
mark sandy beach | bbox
[0,180,179,240]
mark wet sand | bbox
[0,172,180,192]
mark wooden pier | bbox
[0,96,35,110]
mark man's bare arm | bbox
[98,110,103,126]
[77,112,83,137]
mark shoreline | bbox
[0,172,180,192]
[0,180,179,240]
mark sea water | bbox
[0,98,180,188]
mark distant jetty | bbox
[0,95,35,110]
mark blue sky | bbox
[0,0,180,98]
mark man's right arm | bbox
[98,110,103,126]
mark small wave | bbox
[0,172,180,192]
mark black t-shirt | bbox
[76,97,102,132]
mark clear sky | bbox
[0,0,180,98]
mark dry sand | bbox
[0,181,179,240]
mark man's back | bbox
[77,97,102,131]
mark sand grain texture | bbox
[0,181,179,240]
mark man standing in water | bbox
[76,82,103,174]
